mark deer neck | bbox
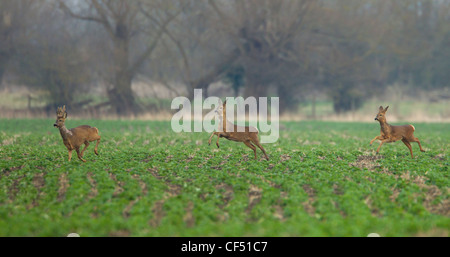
[221,110,235,132]
[58,125,73,141]
[379,120,391,135]
[222,110,227,132]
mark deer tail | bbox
[410,125,415,131]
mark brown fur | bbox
[54,105,101,162]
[370,105,425,158]
[208,100,269,160]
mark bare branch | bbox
[129,8,181,75]
[140,3,193,87]
[57,0,115,38]
[90,0,115,37]
[207,0,246,55]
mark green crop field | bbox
[0,119,448,236]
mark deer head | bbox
[374,105,389,122]
[54,105,68,128]
[214,99,226,118]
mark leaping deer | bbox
[54,105,101,162]
[370,105,425,158]
[208,100,269,160]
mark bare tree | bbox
[11,1,90,110]
[207,0,314,99]
[140,0,240,99]
[58,0,179,114]
[0,0,37,85]
[3,0,449,116]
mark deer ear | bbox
[384,106,389,112]
[223,99,227,105]
[379,106,384,111]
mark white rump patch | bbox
[410,125,415,131]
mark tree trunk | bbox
[109,23,137,115]
[0,65,5,86]
[202,83,209,99]
[109,69,135,115]
[0,52,11,86]
[244,75,266,99]
[311,91,316,119]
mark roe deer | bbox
[54,105,101,162]
[208,100,269,160]
[370,105,425,158]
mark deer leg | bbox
[376,140,387,154]
[208,132,221,148]
[68,150,72,161]
[243,140,257,160]
[370,135,383,145]
[216,133,221,148]
[75,147,86,162]
[411,137,425,152]
[81,141,89,157]
[250,137,269,160]
[402,139,414,158]
[208,132,216,146]
[376,138,393,154]
[94,137,100,155]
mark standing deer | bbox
[208,100,269,160]
[54,105,101,162]
[370,105,425,158]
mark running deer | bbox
[370,105,425,158]
[208,100,269,160]
[54,105,101,162]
